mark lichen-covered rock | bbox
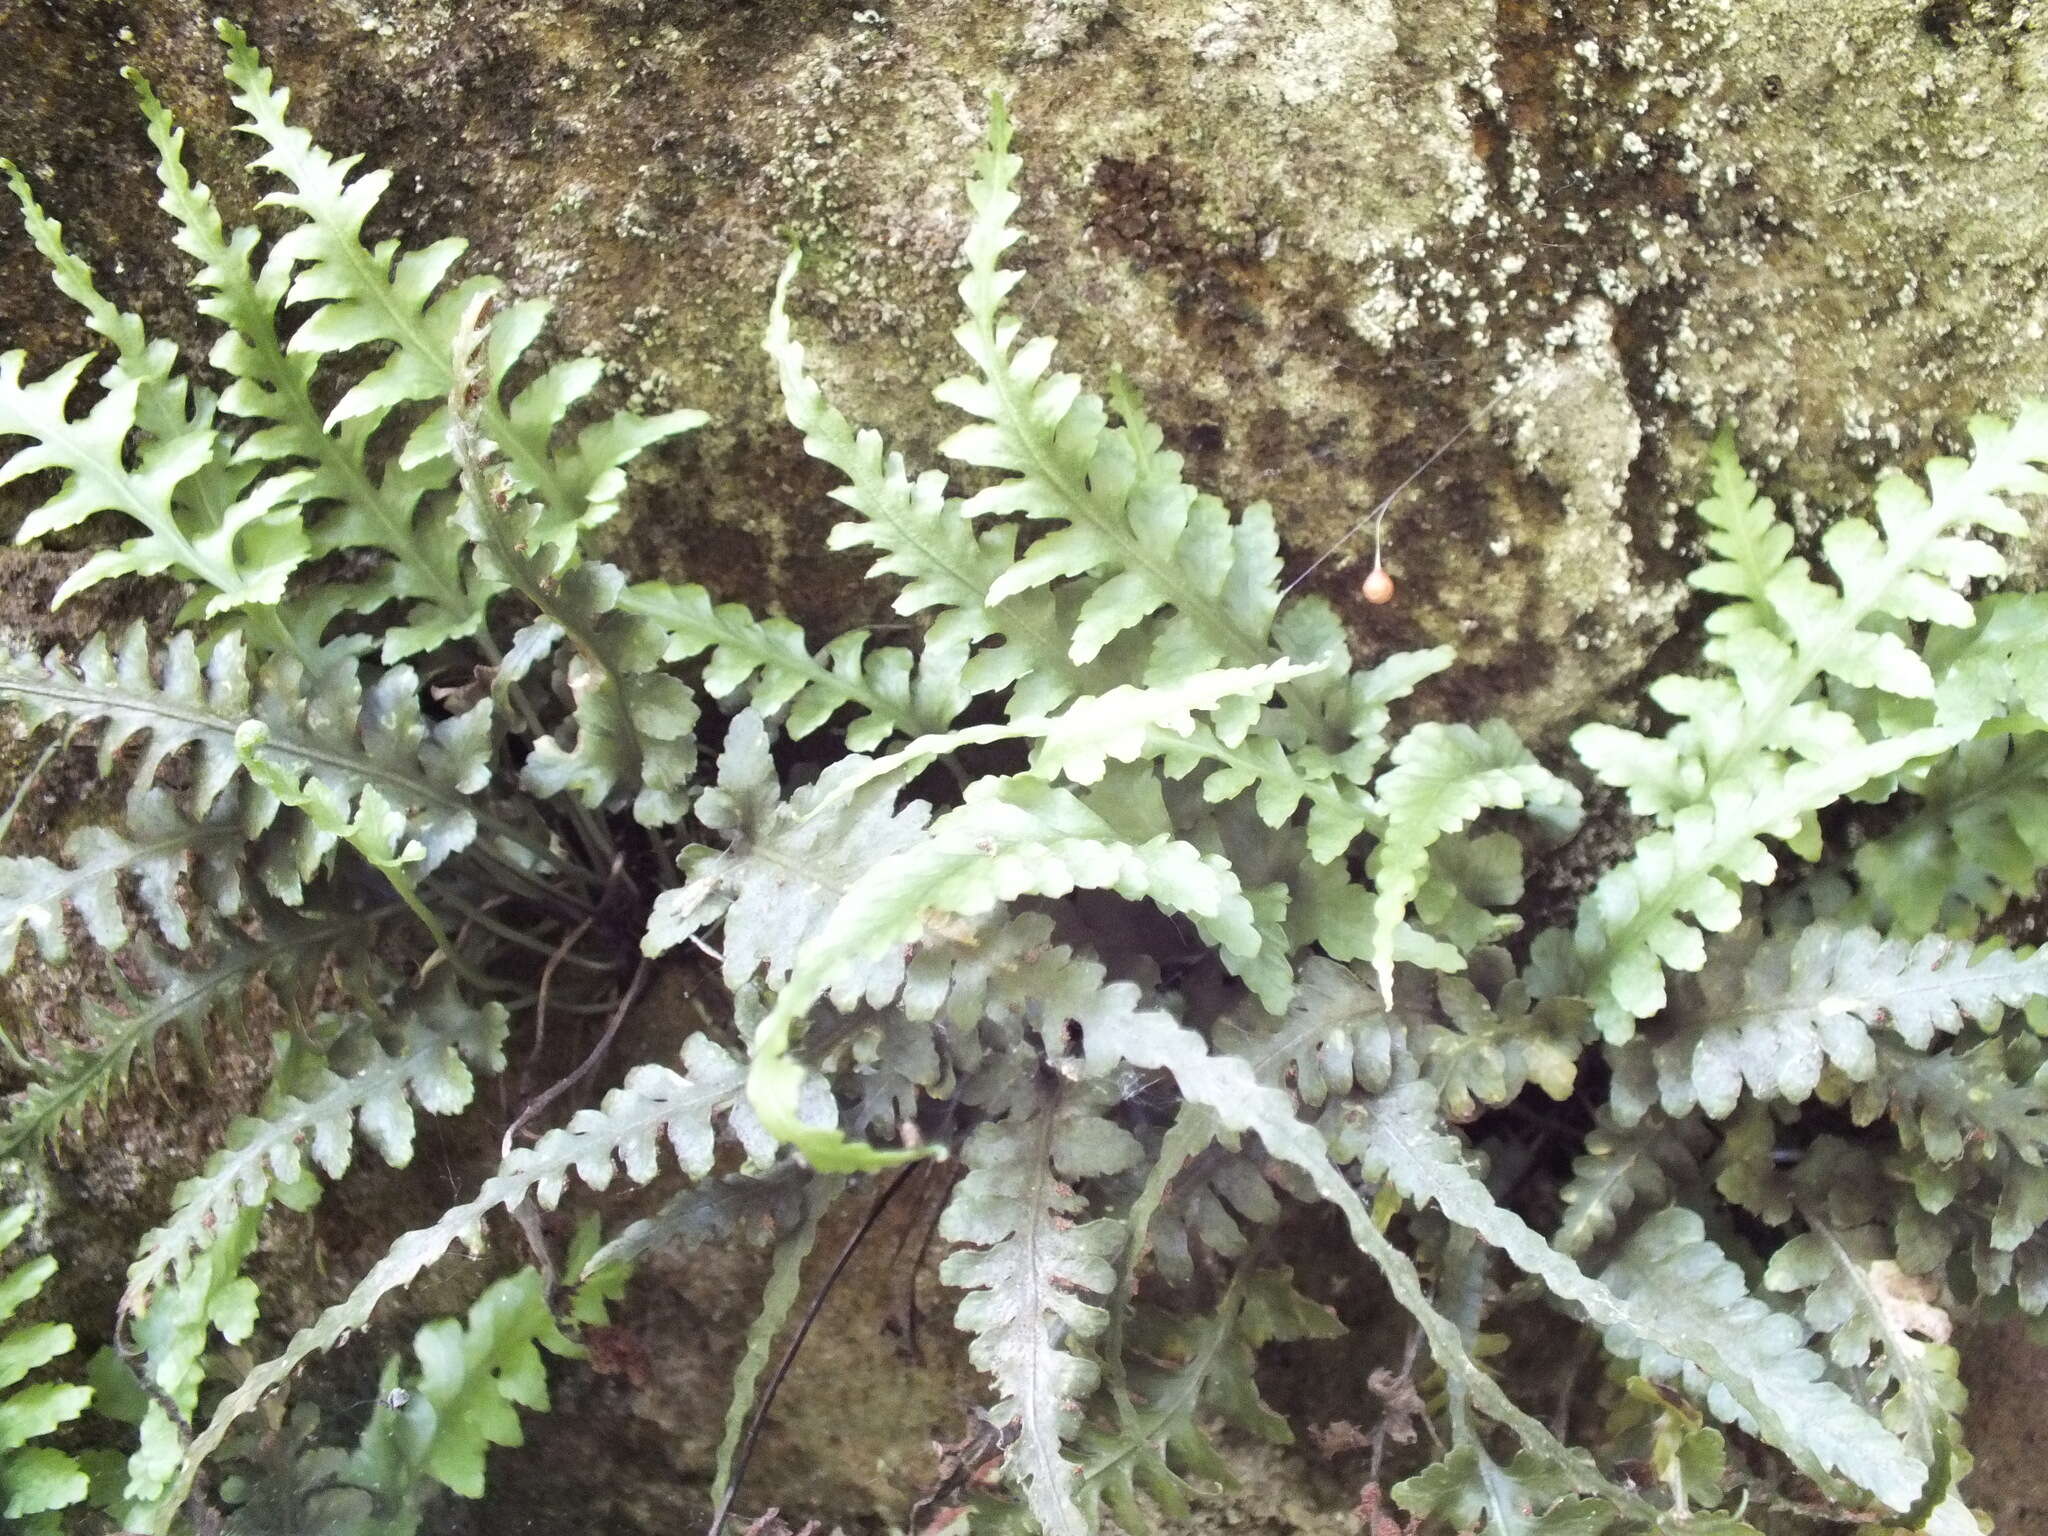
[5,0,2048,1529]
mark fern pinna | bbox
[1,22,2046,1536]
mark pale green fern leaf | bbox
[1533,728,1954,1043]
[392,1268,579,1501]
[125,67,482,656]
[1219,954,1580,1124]
[1764,1213,1967,1489]
[767,253,1074,715]
[643,711,933,1001]
[1366,720,1578,1001]
[0,625,513,885]
[1575,408,2048,822]
[0,1203,92,1533]
[747,774,1266,1169]
[624,578,960,747]
[940,1084,1141,1536]
[123,978,508,1314]
[1609,922,2048,1124]
[449,327,697,825]
[217,20,700,555]
[0,911,371,1156]
[0,167,309,628]
[936,100,1283,684]
[119,1206,261,1524]
[0,788,236,971]
[1552,1109,1709,1259]
[825,659,1321,799]
[170,1035,756,1501]
[1337,1084,1936,1518]
[1078,1266,1339,1532]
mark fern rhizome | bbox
[1,20,2046,1536]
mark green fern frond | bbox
[1532,729,1954,1043]
[1337,1085,1939,1522]
[1221,954,1581,1124]
[624,578,961,747]
[448,315,698,825]
[385,1268,580,1502]
[169,1033,760,1501]
[642,710,935,999]
[713,1176,839,1510]
[940,1083,1140,1536]
[938,103,1283,683]
[0,624,521,893]
[1607,921,2048,1124]
[0,909,368,1157]
[1850,731,2048,937]
[123,977,507,1314]
[767,252,1074,715]
[1077,1266,1339,1533]
[0,787,238,971]
[215,20,701,559]
[0,167,310,635]
[0,1202,92,1534]
[1576,409,2048,821]
[1552,1110,1710,1259]
[1365,721,1578,1000]
[1764,1209,1968,1499]
[125,66,482,658]
[118,1206,262,1524]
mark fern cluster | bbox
[3,23,2048,1536]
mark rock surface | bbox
[3,0,2048,1530]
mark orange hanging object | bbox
[1362,563,1396,605]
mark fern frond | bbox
[0,787,237,971]
[1531,729,1954,1043]
[0,168,309,630]
[938,102,1285,687]
[1608,922,2048,1124]
[125,67,482,658]
[169,1034,758,1500]
[624,578,961,747]
[642,710,934,1000]
[939,1083,1141,1536]
[713,1176,839,1509]
[0,624,518,891]
[0,1203,92,1533]
[1220,954,1581,1124]
[0,909,368,1157]
[831,658,1321,797]
[1850,731,2048,936]
[216,20,701,557]
[1552,1109,1709,1259]
[1078,1265,1339,1532]
[119,1206,261,1522]
[1365,721,1578,1002]
[747,771,1270,1169]
[767,252,1076,715]
[123,977,508,1314]
[385,1268,580,1502]
[1576,408,2048,820]
[448,322,697,825]
[1764,1210,1968,1508]
[1338,1085,1938,1520]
